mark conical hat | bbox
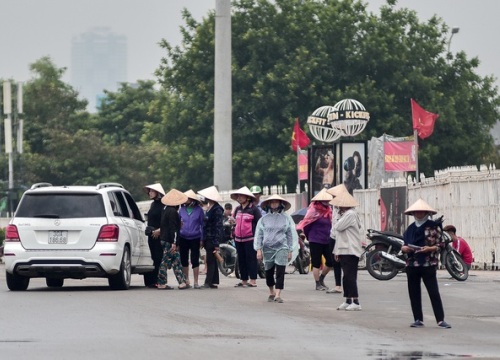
[198,186,223,203]
[261,194,291,211]
[329,191,359,208]
[230,186,255,201]
[184,189,200,202]
[326,183,348,197]
[311,188,333,202]
[144,183,165,196]
[404,198,437,215]
[161,189,188,206]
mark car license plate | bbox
[48,230,68,244]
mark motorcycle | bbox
[365,216,469,281]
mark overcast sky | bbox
[1,0,499,89]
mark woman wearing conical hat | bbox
[157,189,190,290]
[178,189,205,289]
[330,191,363,311]
[297,188,334,291]
[401,198,451,329]
[231,186,262,288]
[143,183,165,288]
[197,186,224,289]
[254,194,298,303]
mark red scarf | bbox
[296,201,332,230]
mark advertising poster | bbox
[380,186,407,234]
[339,141,367,194]
[309,145,336,198]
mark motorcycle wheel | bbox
[235,257,240,279]
[217,247,234,277]
[366,249,400,281]
[445,249,469,281]
[300,250,311,274]
[258,260,266,279]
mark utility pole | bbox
[214,0,232,191]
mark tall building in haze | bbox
[71,27,127,112]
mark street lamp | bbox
[447,27,460,53]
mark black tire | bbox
[366,249,400,281]
[108,246,132,290]
[297,250,311,274]
[235,257,240,279]
[6,272,30,291]
[445,249,469,281]
[258,260,266,279]
[46,278,64,288]
[294,256,305,274]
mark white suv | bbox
[4,183,153,290]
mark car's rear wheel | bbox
[6,272,30,291]
[108,246,131,290]
[46,278,64,288]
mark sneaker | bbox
[337,302,350,310]
[410,320,424,328]
[316,284,327,291]
[438,321,451,329]
[326,287,342,294]
[345,303,362,311]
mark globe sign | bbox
[307,99,370,142]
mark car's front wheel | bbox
[108,246,132,290]
[6,271,30,291]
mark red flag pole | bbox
[414,129,419,183]
[296,146,300,192]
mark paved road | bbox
[0,263,499,359]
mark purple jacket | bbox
[179,205,205,240]
[304,217,332,245]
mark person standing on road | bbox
[178,189,205,289]
[444,225,474,270]
[197,186,224,289]
[401,199,451,329]
[231,186,262,288]
[297,188,334,291]
[326,184,350,294]
[254,194,298,303]
[143,183,166,288]
[157,189,190,290]
[331,191,363,311]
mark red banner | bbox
[384,136,416,172]
[298,150,308,180]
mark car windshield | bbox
[15,193,106,218]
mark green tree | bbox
[149,0,500,190]
[94,80,161,146]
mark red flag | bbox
[411,99,439,140]
[291,118,310,151]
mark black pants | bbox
[144,235,163,286]
[204,240,220,286]
[265,264,286,290]
[235,240,257,281]
[339,255,359,298]
[178,237,201,268]
[406,266,445,323]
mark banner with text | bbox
[384,135,416,172]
